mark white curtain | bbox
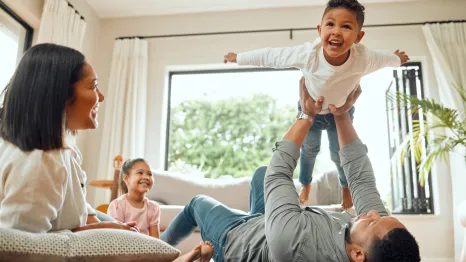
[97,38,149,181]
[37,0,86,51]
[422,22,466,262]
[422,23,466,116]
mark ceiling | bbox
[85,0,420,18]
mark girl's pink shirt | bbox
[107,194,160,235]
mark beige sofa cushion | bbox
[147,170,342,211]
[0,227,180,262]
[147,170,252,211]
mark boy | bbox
[223,0,409,208]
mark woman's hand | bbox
[73,221,139,232]
[328,85,362,115]
[86,214,100,224]
[100,221,139,232]
[299,77,324,118]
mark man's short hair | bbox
[323,0,366,29]
[368,228,421,262]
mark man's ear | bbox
[349,243,366,262]
[317,24,322,35]
[355,30,365,43]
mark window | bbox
[166,64,431,213]
[166,68,300,179]
[0,2,33,89]
[386,62,433,214]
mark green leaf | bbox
[389,86,466,185]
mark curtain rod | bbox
[67,1,85,21]
[116,19,465,40]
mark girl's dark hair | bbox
[120,158,147,194]
[0,43,85,151]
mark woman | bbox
[0,43,136,233]
[0,43,215,262]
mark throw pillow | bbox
[0,227,180,262]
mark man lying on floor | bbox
[161,78,421,262]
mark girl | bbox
[108,158,161,238]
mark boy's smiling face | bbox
[317,8,365,65]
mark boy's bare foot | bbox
[341,187,353,209]
[299,184,311,205]
[173,245,201,262]
[198,241,214,262]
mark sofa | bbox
[146,169,348,254]
[459,200,466,262]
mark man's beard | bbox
[345,220,353,244]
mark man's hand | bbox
[223,52,237,64]
[394,50,410,64]
[329,85,362,115]
[299,77,324,118]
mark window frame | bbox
[0,1,33,53]
[385,61,434,215]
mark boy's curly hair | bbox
[324,0,366,29]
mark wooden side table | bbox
[88,180,113,189]
[88,180,113,213]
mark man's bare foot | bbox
[341,187,353,209]
[299,184,311,205]
[198,241,214,262]
[173,245,201,262]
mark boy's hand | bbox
[223,52,237,64]
[394,50,410,65]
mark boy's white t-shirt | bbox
[237,38,401,114]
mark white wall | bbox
[85,0,465,260]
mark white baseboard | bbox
[422,258,453,262]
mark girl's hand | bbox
[223,52,237,64]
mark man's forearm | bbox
[283,119,313,148]
[264,139,307,262]
[335,113,388,216]
[334,113,358,147]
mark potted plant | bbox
[393,86,465,185]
